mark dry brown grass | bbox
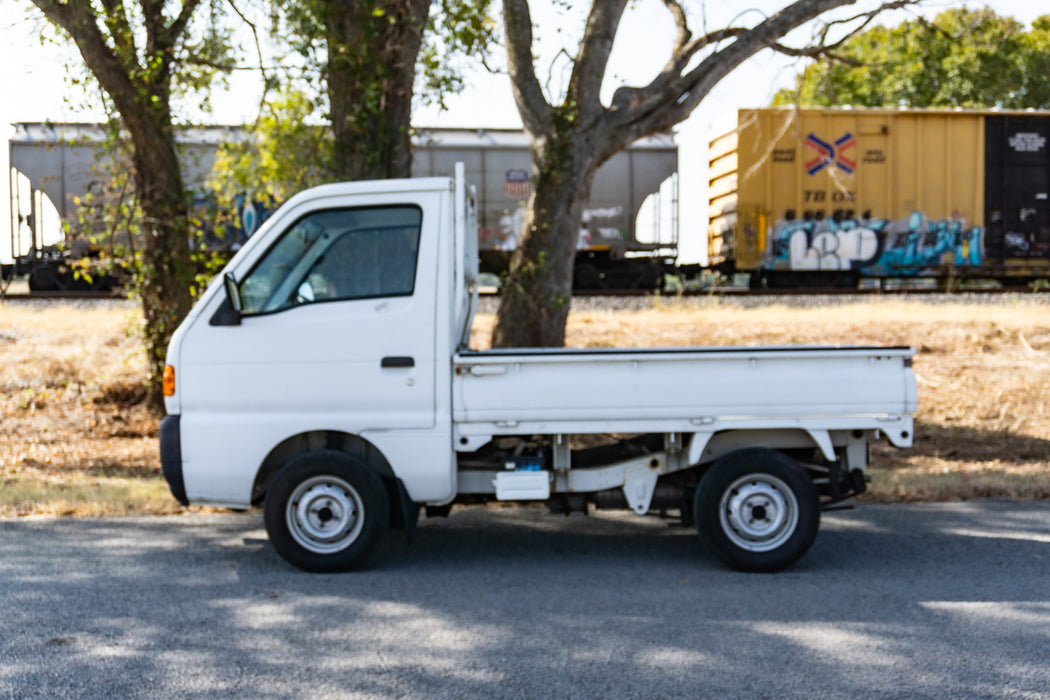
[2,297,1049,516]
[0,302,183,516]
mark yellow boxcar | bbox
[708,107,1050,286]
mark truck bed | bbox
[453,345,917,443]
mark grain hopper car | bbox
[3,124,678,293]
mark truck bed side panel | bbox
[453,347,916,427]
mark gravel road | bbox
[1,501,1049,699]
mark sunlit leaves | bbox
[419,0,498,109]
[209,87,331,203]
[775,9,1050,109]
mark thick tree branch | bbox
[97,0,138,66]
[567,1,626,123]
[169,0,202,48]
[158,0,204,77]
[770,43,866,66]
[611,25,747,112]
[672,0,861,120]
[140,0,160,57]
[616,0,921,139]
[661,0,690,54]
[502,0,552,136]
[32,0,142,117]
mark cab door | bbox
[176,191,446,504]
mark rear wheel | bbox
[264,450,390,572]
[695,448,819,572]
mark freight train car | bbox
[412,129,679,290]
[708,108,1050,288]
[4,124,678,292]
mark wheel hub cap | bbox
[720,474,799,552]
[287,477,365,554]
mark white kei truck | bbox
[160,165,918,573]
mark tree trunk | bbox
[125,114,195,402]
[29,0,203,405]
[492,131,597,347]
[325,0,429,180]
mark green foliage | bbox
[774,9,1050,109]
[220,0,496,183]
[205,89,338,288]
[173,0,237,111]
[68,121,142,289]
[418,0,498,109]
[270,0,496,117]
[210,88,332,204]
[69,122,229,301]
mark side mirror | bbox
[223,271,243,313]
[209,271,244,326]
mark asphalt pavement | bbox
[1,501,1049,699]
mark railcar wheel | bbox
[264,450,390,572]
[695,448,819,572]
[573,264,604,290]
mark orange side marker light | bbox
[163,365,176,397]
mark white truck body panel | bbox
[452,347,915,434]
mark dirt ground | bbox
[2,295,1049,516]
[0,302,174,515]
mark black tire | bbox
[694,448,820,573]
[28,264,61,292]
[264,450,390,572]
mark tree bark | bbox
[324,0,430,180]
[492,131,597,347]
[129,119,194,395]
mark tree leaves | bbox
[775,9,1050,109]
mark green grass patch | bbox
[0,474,183,517]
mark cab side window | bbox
[238,205,422,315]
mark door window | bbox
[238,206,422,315]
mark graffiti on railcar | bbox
[192,192,276,253]
[763,209,983,275]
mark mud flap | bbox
[394,478,421,544]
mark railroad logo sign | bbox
[1009,132,1046,153]
[504,169,531,197]
[804,132,856,175]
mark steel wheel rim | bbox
[718,473,799,552]
[286,475,365,554]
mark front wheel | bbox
[695,448,819,572]
[264,450,390,572]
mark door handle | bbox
[381,356,415,368]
